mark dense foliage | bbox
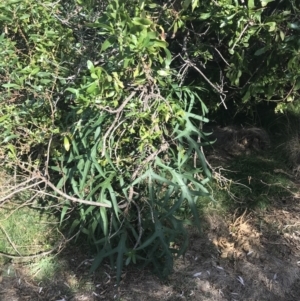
[1,0,299,280]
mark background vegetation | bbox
[1,0,300,283]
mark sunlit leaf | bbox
[87,60,94,70]
[132,17,152,27]
[199,13,211,20]
[260,0,274,7]
[101,38,113,52]
[248,0,255,9]
[2,83,21,89]
[64,136,70,151]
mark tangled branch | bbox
[0,167,111,208]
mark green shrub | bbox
[0,0,211,281]
[2,0,300,282]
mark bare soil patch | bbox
[1,198,299,301]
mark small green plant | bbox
[29,256,60,280]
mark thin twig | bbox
[214,47,230,66]
[230,23,249,52]
[0,223,22,256]
[1,171,111,208]
[100,91,136,157]
[180,56,223,94]
[0,177,35,196]
[180,56,227,108]
[0,192,40,222]
[0,228,80,260]
[38,174,112,208]
[0,180,44,205]
[0,246,58,259]
[132,200,142,250]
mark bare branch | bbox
[100,91,136,157]
[0,170,111,208]
[214,47,230,66]
[0,180,44,205]
[37,174,112,208]
[180,57,228,108]
[230,23,249,52]
[0,223,22,256]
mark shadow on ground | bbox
[1,195,300,301]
